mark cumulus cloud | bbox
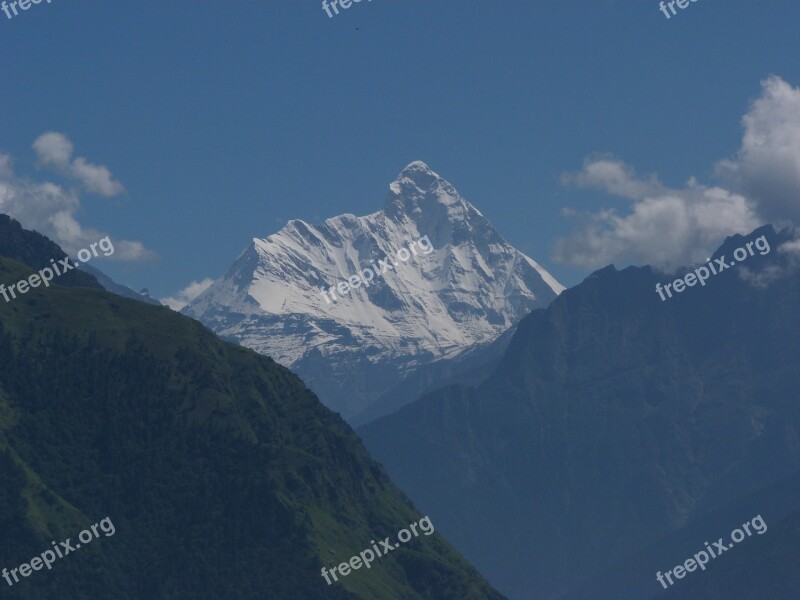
[716,75,800,225]
[161,278,216,311]
[739,237,800,288]
[556,158,759,270]
[556,76,800,272]
[33,132,125,197]
[0,154,13,178]
[561,157,663,200]
[0,148,152,261]
[33,132,74,169]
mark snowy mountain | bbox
[183,161,564,418]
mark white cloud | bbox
[561,157,662,200]
[778,239,800,256]
[33,132,74,169]
[161,278,215,311]
[739,238,800,288]
[556,76,800,271]
[0,148,152,261]
[556,160,759,271]
[70,157,125,197]
[716,75,800,225]
[0,154,13,178]
[33,132,125,197]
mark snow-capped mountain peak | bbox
[184,162,563,418]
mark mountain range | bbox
[0,215,505,599]
[183,161,563,420]
[359,224,800,600]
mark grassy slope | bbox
[0,256,504,600]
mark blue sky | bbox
[2,0,800,302]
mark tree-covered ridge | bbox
[0,215,101,290]
[0,252,504,599]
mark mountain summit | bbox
[184,162,563,417]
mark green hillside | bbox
[0,246,504,599]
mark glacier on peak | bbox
[184,162,563,418]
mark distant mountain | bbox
[562,469,800,600]
[0,222,505,599]
[350,323,516,427]
[183,161,563,419]
[359,225,800,600]
[79,262,161,305]
[660,504,800,600]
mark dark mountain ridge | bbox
[0,214,102,290]
[359,224,800,599]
